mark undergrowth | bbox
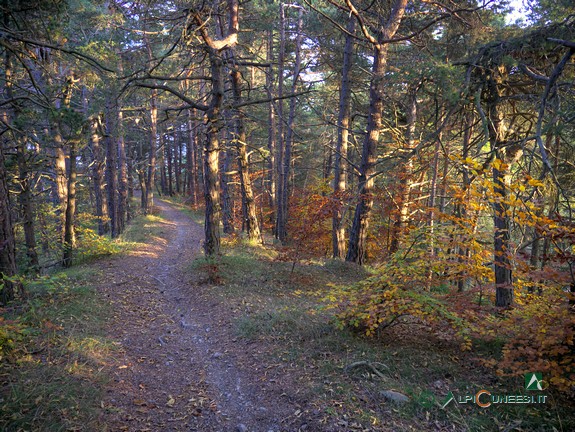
[0,269,110,431]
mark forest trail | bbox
[100,200,293,432]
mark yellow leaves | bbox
[491,158,508,172]
[527,178,545,188]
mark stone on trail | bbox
[380,390,410,404]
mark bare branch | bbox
[134,83,209,111]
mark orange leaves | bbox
[326,253,469,344]
[477,287,575,394]
[491,158,509,172]
[282,185,334,260]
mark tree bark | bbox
[266,25,277,233]
[275,0,286,240]
[52,128,67,237]
[5,48,39,271]
[189,0,239,256]
[346,0,408,264]
[230,64,261,241]
[484,65,521,307]
[143,27,158,215]
[204,74,223,255]
[166,131,174,196]
[105,95,119,239]
[389,83,418,254]
[332,16,355,258]
[277,5,304,244]
[117,102,128,234]
[90,117,107,234]
[0,143,18,303]
[176,130,182,194]
[144,88,158,213]
[187,109,199,205]
[221,139,235,234]
[16,141,39,272]
[62,143,77,267]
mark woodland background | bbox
[1,0,574,427]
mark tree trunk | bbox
[266,26,277,233]
[105,96,119,239]
[390,84,418,254]
[346,0,408,264]
[188,0,239,256]
[204,102,222,255]
[127,150,134,202]
[484,65,521,307]
[230,64,261,241]
[89,118,110,235]
[6,47,39,272]
[145,88,158,213]
[62,143,77,267]
[176,130,182,194]
[16,140,39,272]
[90,116,108,234]
[456,110,473,292]
[203,47,225,255]
[0,144,18,303]
[187,109,199,205]
[221,141,235,234]
[167,131,174,196]
[277,6,303,244]
[332,16,355,258]
[52,130,67,237]
[275,0,286,240]
[117,102,128,234]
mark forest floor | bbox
[2,199,573,431]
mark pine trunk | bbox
[332,16,355,258]
[105,96,119,239]
[277,6,303,244]
[346,0,408,264]
[62,143,77,267]
[117,105,128,234]
[145,89,158,213]
[0,143,18,303]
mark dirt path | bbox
[100,200,297,432]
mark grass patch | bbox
[121,212,169,245]
[0,270,111,431]
[158,195,204,225]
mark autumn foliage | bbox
[320,155,575,396]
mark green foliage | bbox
[75,225,121,262]
[0,316,24,362]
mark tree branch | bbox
[133,83,209,111]
[0,31,116,73]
